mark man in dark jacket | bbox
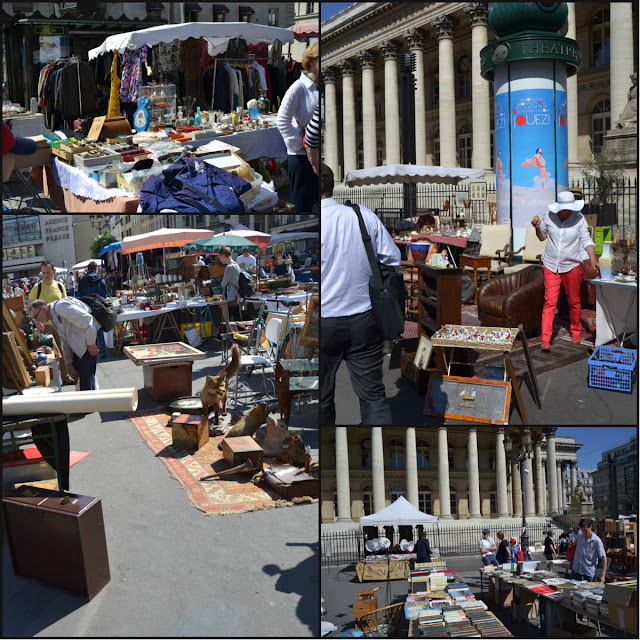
[415,531,432,564]
[77,261,109,358]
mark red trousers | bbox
[542,265,583,342]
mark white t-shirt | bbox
[479,537,496,556]
[236,254,257,272]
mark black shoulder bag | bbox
[350,203,406,340]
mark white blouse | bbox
[276,73,319,156]
[539,211,595,273]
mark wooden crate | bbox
[142,361,193,401]
[400,349,440,395]
[354,591,378,618]
[4,293,25,313]
[171,414,208,451]
[222,436,264,469]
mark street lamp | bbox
[504,428,534,548]
[88,215,109,235]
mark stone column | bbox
[341,59,358,178]
[431,16,457,166]
[358,50,377,169]
[610,2,635,128]
[566,3,578,165]
[323,67,340,180]
[546,427,558,514]
[556,462,565,513]
[534,436,545,517]
[335,427,352,521]
[406,427,419,508]
[541,462,547,515]
[511,457,522,518]
[523,454,535,519]
[570,461,577,497]
[467,427,481,519]
[437,426,453,519]
[405,28,427,164]
[495,427,509,517]
[464,2,491,169]
[379,40,401,165]
[507,461,513,516]
[371,427,386,513]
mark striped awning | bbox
[239,6,255,15]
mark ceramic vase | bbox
[599,240,613,280]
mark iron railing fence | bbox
[321,522,565,566]
[332,177,637,236]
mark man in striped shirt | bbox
[305,104,320,174]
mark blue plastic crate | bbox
[588,346,637,393]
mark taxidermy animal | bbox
[275,435,307,467]
[200,344,240,424]
[199,459,261,481]
[259,415,293,456]
[217,401,272,450]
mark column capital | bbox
[323,66,339,84]
[569,460,577,468]
[379,39,400,60]
[340,59,357,77]
[404,27,426,51]
[431,15,455,39]
[495,426,505,434]
[545,427,558,437]
[358,49,377,69]
[463,2,488,27]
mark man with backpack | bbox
[219,245,253,322]
[27,298,100,391]
[77,261,109,359]
[28,260,75,385]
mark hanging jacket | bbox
[139,157,252,213]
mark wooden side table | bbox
[460,253,492,304]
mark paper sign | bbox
[86,116,106,141]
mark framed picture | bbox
[299,294,319,346]
[455,191,469,208]
[413,336,433,370]
[469,181,487,201]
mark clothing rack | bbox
[42,56,83,125]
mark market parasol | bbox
[345,164,485,187]
[98,241,122,257]
[185,236,259,253]
[71,258,98,271]
[289,21,319,36]
[214,227,271,248]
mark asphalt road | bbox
[3,341,319,637]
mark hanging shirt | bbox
[120,45,148,103]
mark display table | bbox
[356,555,417,582]
[3,112,48,138]
[590,278,638,347]
[460,254,492,304]
[43,159,139,213]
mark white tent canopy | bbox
[89,22,294,60]
[268,232,318,246]
[345,164,485,187]
[359,496,438,526]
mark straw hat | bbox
[548,191,585,213]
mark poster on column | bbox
[494,91,511,225]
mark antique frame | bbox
[299,294,319,347]
[413,335,433,370]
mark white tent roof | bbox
[345,164,485,187]
[359,496,438,526]
[89,22,294,59]
[268,232,318,246]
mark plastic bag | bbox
[183,327,202,347]
[248,181,278,212]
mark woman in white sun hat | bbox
[532,191,597,352]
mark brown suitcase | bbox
[263,463,319,499]
[3,486,110,600]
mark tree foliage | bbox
[88,230,117,259]
[580,149,627,204]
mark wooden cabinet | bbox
[415,264,462,336]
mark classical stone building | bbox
[592,437,638,516]
[321,427,583,525]
[321,2,638,182]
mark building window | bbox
[3,245,37,261]
[591,9,610,67]
[458,124,472,168]
[186,10,199,21]
[240,9,252,23]
[363,485,373,516]
[432,73,439,106]
[2,215,42,244]
[391,484,405,503]
[212,11,226,22]
[591,99,611,154]
[490,486,497,514]
[333,488,338,517]
[268,8,278,26]
[419,484,431,514]
[389,438,404,468]
[433,129,440,166]
[361,438,372,468]
[375,94,384,122]
[358,141,364,170]
[488,445,496,472]
[331,444,336,467]
[457,55,471,99]
[306,2,317,15]
[448,445,454,470]
[450,486,457,516]
[376,136,384,167]
[417,440,429,469]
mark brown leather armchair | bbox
[477,265,545,338]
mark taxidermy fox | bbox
[217,401,272,450]
[200,344,240,425]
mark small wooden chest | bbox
[171,414,208,451]
[143,361,193,401]
[221,436,264,469]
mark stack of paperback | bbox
[467,610,512,637]
[571,590,593,609]
[584,593,602,617]
[442,605,477,637]
[418,608,446,637]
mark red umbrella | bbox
[288,21,318,36]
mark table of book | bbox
[356,554,417,582]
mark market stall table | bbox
[460,253,492,304]
[589,278,638,347]
[123,342,207,401]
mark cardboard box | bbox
[603,581,638,633]
[12,145,52,169]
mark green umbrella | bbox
[185,235,259,253]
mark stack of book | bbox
[584,593,602,617]
[467,610,512,637]
[571,590,593,609]
[417,608,447,637]
[442,606,477,637]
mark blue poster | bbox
[494,91,511,225]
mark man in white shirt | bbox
[479,529,499,567]
[532,191,597,351]
[236,249,257,274]
[320,163,401,425]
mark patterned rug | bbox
[127,411,317,516]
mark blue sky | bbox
[321,2,354,23]
[557,427,637,470]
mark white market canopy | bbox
[89,22,294,60]
[268,231,318,246]
[345,164,486,187]
[120,228,214,255]
[71,258,97,271]
[359,496,438,526]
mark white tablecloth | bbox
[591,279,638,346]
[50,157,126,201]
[246,291,311,312]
